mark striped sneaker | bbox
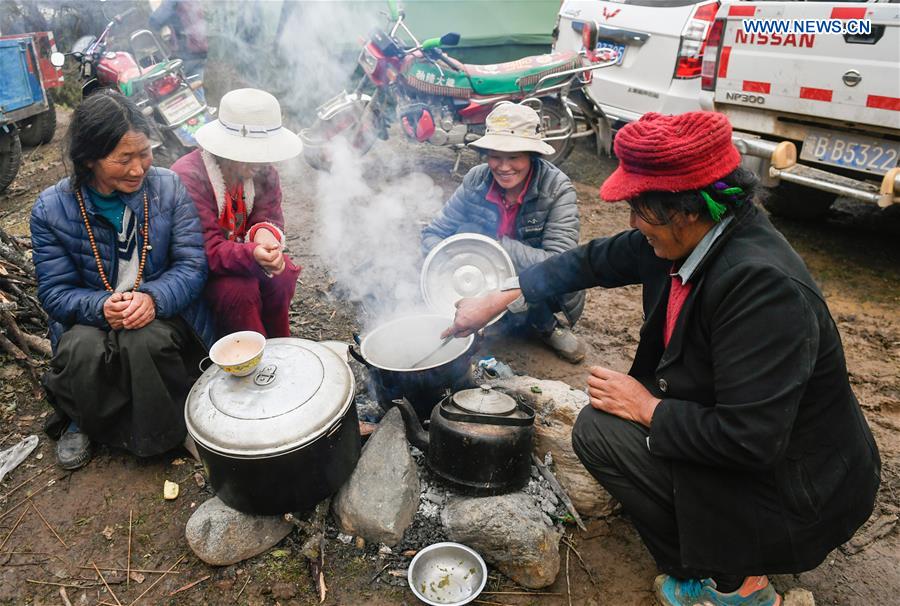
[655,575,782,606]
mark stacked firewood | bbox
[0,227,51,367]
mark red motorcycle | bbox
[300,0,617,171]
[51,7,211,160]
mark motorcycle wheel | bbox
[300,102,379,172]
[540,99,575,167]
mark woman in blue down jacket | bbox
[31,90,214,470]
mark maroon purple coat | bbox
[171,149,300,338]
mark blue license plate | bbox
[596,40,626,65]
[800,128,900,176]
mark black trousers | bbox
[43,319,205,457]
[572,405,744,587]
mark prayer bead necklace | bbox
[75,188,150,292]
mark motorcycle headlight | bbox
[359,48,378,74]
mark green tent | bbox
[202,0,561,116]
[207,1,559,66]
[399,0,559,64]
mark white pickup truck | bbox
[699,1,900,218]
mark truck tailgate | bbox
[713,2,900,129]
[558,0,702,116]
[0,37,44,118]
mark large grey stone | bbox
[495,375,616,518]
[442,493,561,589]
[332,407,420,546]
[185,497,293,566]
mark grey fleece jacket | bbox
[421,158,585,325]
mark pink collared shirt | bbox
[485,166,534,239]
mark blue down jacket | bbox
[30,167,214,351]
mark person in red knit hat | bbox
[441,111,880,606]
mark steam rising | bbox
[273,1,382,122]
[272,2,448,326]
[309,139,445,324]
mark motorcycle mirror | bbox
[50,52,65,67]
[440,33,461,47]
[581,20,599,52]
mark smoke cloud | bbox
[274,1,382,123]
[307,138,446,325]
[274,2,449,327]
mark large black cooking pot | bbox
[395,385,534,495]
[185,338,360,515]
[349,314,477,419]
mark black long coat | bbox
[518,205,880,573]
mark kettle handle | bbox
[347,344,372,368]
[438,404,535,426]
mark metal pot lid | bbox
[452,385,517,415]
[421,233,515,322]
[185,338,355,458]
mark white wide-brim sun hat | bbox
[195,88,302,163]
[468,101,556,156]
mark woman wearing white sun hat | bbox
[172,88,303,338]
[422,102,587,363]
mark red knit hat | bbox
[599,111,742,202]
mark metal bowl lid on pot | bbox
[420,233,515,324]
[185,338,355,458]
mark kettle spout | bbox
[394,398,429,452]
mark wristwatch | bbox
[500,277,528,314]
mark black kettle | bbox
[395,385,534,495]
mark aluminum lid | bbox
[452,385,517,415]
[185,338,355,458]
[421,233,516,321]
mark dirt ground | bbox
[0,108,898,606]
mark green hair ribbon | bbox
[700,190,728,222]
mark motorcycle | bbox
[299,0,618,171]
[50,6,212,162]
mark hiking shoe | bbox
[56,429,91,470]
[540,326,586,364]
[655,576,716,605]
[655,575,782,606]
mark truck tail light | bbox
[701,18,726,90]
[675,2,718,79]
